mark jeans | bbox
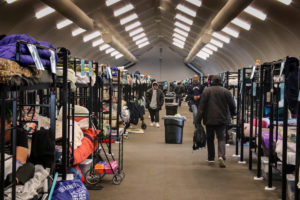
[191,104,198,126]
[206,125,226,161]
[149,108,159,123]
[176,95,182,106]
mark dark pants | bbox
[149,108,159,123]
[206,125,226,161]
[176,95,182,106]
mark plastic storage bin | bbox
[163,116,185,144]
[165,103,178,115]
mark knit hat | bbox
[152,81,158,87]
[211,75,223,86]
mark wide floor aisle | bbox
[90,104,280,200]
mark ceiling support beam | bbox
[40,0,137,62]
[184,0,253,63]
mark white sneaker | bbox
[150,122,154,127]
[148,115,151,119]
[156,123,160,128]
[206,160,215,165]
[218,157,226,168]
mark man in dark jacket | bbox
[175,82,184,106]
[187,75,205,127]
[146,82,164,128]
[196,75,236,168]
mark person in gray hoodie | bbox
[146,82,164,128]
[196,75,236,168]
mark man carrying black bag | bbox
[196,75,236,168]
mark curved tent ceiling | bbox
[0,0,299,74]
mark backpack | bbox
[193,125,206,150]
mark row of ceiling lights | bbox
[106,0,150,49]
[172,0,202,49]
[5,0,293,61]
[5,0,127,60]
[196,0,292,61]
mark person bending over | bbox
[196,75,236,168]
[146,82,164,128]
[187,75,205,127]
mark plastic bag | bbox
[52,179,89,200]
[193,124,206,150]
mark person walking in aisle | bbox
[146,82,164,128]
[196,75,236,168]
[175,82,184,106]
[187,75,205,127]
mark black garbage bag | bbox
[193,125,206,150]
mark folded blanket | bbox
[0,34,57,67]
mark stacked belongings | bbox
[0,34,57,87]
[127,99,146,129]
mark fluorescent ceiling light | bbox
[222,27,239,38]
[206,44,218,52]
[173,33,186,42]
[83,31,101,42]
[72,28,86,36]
[210,39,223,48]
[231,18,251,31]
[57,19,73,29]
[138,41,150,48]
[114,4,134,17]
[212,32,230,43]
[173,42,184,49]
[176,4,196,17]
[206,43,218,52]
[174,21,191,32]
[197,53,207,60]
[35,7,55,19]
[202,47,213,55]
[106,0,120,6]
[125,21,141,32]
[173,38,185,46]
[175,14,193,25]
[6,0,17,4]
[132,33,146,41]
[92,39,104,47]
[99,44,110,51]
[244,6,267,21]
[136,37,148,45]
[111,51,119,57]
[198,51,209,58]
[106,47,115,54]
[115,53,124,59]
[277,0,292,5]
[120,13,138,25]
[174,28,188,37]
[186,0,202,7]
[129,27,144,37]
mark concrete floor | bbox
[89,104,281,200]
